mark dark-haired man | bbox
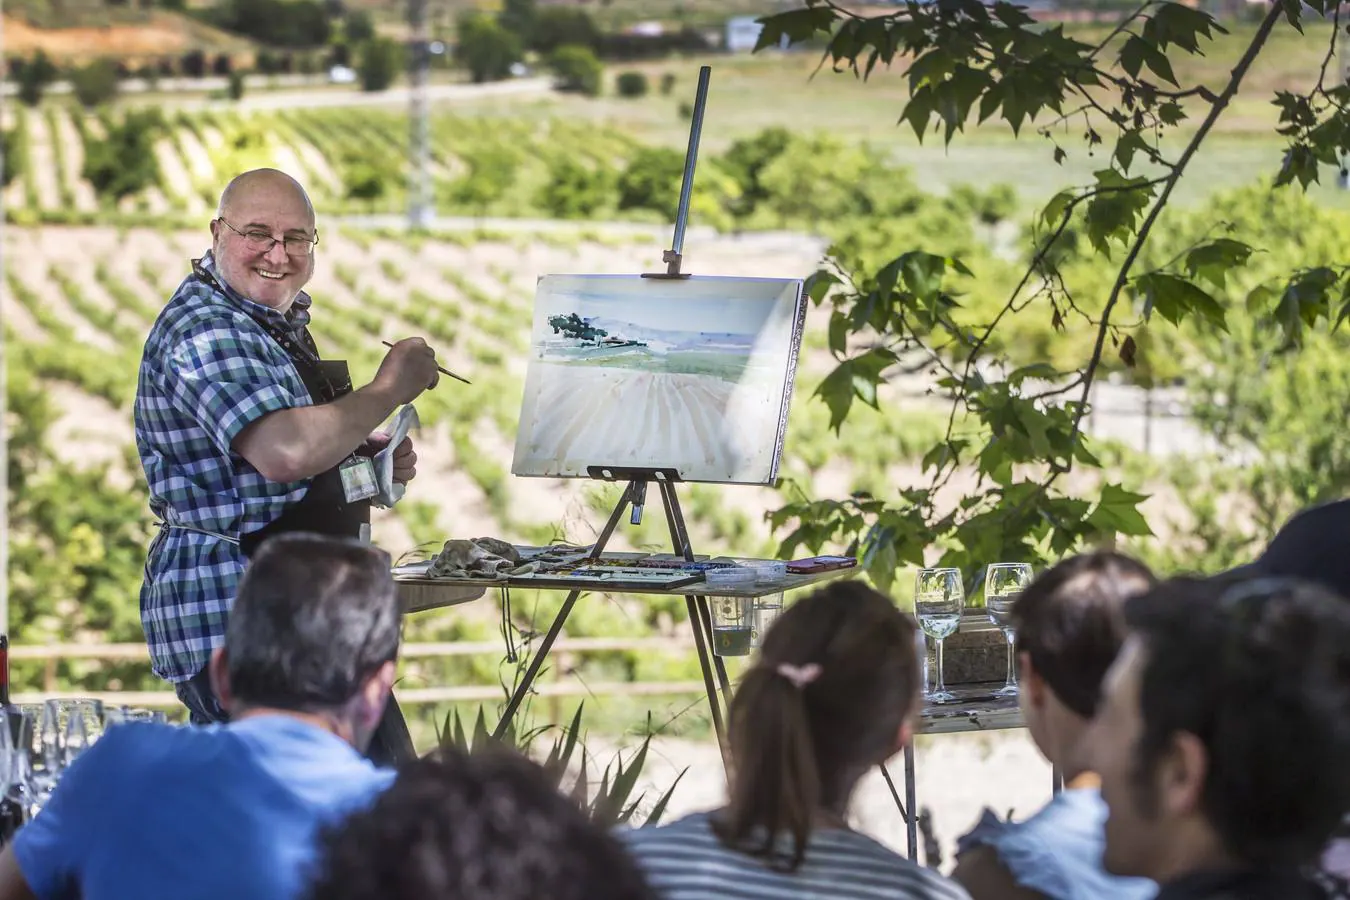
[953,551,1158,900]
[0,534,401,900]
[308,747,658,900]
[1087,576,1350,900]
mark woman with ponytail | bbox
[619,580,970,900]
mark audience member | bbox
[0,533,401,900]
[618,580,970,900]
[1222,499,1350,599]
[1087,576,1350,900]
[1219,498,1350,894]
[952,551,1158,900]
[306,745,656,900]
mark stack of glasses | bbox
[0,700,168,837]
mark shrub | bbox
[83,109,164,202]
[659,71,676,95]
[538,158,615,218]
[358,37,402,92]
[180,49,206,78]
[16,51,57,107]
[70,59,120,109]
[549,44,601,97]
[228,71,245,101]
[615,70,647,98]
[1,128,22,188]
[528,7,599,55]
[455,11,522,84]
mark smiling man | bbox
[1086,576,1350,900]
[134,169,442,762]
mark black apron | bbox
[237,355,372,558]
[190,260,372,557]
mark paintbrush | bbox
[381,340,472,385]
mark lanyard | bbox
[191,259,339,401]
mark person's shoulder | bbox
[225,717,394,805]
[152,277,255,344]
[618,811,716,850]
[819,830,971,899]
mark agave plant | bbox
[433,702,686,829]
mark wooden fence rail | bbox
[8,638,706,707]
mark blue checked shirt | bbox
[135,252,315,682]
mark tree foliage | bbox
[358,36,403,92]
[757,0,1350,592]
[549,44,603,96]
[70,59,120,109]
[210,0,330,48]
[16,51,58,107]
[83,110,165,203]
[456,11,522,84]
[7,369,155,694]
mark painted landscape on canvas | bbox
[513,274,806,485]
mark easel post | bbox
[492,68,736,757]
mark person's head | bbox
[305,746,656,900]
[208,533,401,752]
[714,580,922,870]
[1013,551,1156,770]
[1228,499,1350,601]
[210,168,317,313]
[1087,576,1350,883]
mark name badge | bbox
[339,456,379,504]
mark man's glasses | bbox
[217,218,318,257]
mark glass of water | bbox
[710,597,754,657]
[915,567,965,703]
[986,562,1034,696]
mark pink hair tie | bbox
[775,662,822,689]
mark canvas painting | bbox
[512,274,807,485]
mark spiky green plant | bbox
[433,703,685,828]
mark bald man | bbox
[133,169,440,762]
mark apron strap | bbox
[156,520,242,547]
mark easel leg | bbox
[493,589,581,740]
[905,741,919,861]
[880,762,913,861]
[658,483,734,704]
[683,595,728,754]
[656,481,731,758]
[493,481,638,740]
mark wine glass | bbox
[915,567,965,703]
[986,562,1034,696]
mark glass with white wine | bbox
[915,567,965,703]
[985,562,1034,696]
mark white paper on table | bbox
[372,404,420,509]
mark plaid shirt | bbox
[134,252,314,682]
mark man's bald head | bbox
[210,168,318,312]
[216,169,315,226]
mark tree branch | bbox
[1055,0,1289,482]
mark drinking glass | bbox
[17,705,62,816]
[986,562,1034,696]
[710,597,753,657]
[915,567,965,703]
[751,593,783,650]
[46,699,103,747]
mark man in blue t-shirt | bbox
[0,533,403,900]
